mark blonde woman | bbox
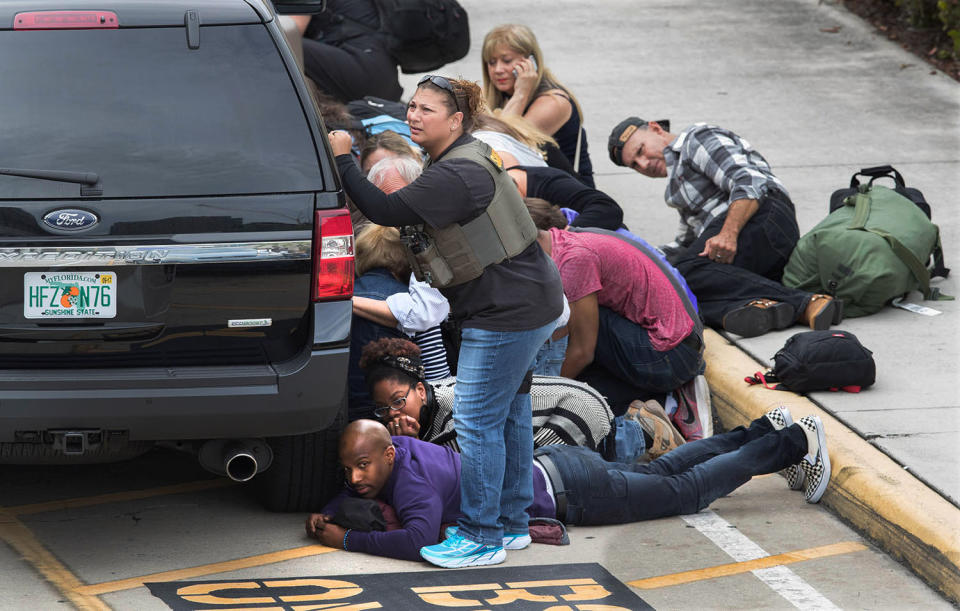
[481,24,594,186]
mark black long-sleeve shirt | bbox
[524,166,623,231]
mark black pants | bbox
[536,415,807,525]
[302,35,403,103]
[672,190,812,328]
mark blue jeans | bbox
[593,307,703,394]
[609,416,646,463]
[531,335,568,376]
[454,321,555,546]
[535,416,807,525]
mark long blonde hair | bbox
[480,24,584,129]
[472,110,557,152]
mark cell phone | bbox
[513,55,538,78]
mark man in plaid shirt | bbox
[607,118,841,338]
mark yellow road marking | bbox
[628,541,867,589]
[0,509,110,611]
[75,544,339,596]
[7,479,236,516]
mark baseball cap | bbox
[607,117,671,166]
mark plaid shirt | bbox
[660,123,788,256]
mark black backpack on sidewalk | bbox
[745,330,875,393]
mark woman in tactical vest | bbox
[328,76,564,569]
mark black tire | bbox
[252,408,345,513]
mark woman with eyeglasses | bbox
[328,76,564,569]
[359,337,618,455]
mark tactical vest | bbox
[401,140,538,288]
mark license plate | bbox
[24,271,116,319]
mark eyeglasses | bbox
[417,74,460,113]
[373,386,412,419]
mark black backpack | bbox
[745,330,876,393]
[338,0,470,74]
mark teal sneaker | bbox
[420,533,506,568]
[444,526,531,550]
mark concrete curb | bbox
[702,329,960,603]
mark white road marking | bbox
[682,510,840,610]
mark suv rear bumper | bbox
[0,341,348,442]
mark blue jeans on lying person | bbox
[453,321,556,547]
[535,415,807,525]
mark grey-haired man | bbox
[608,118,840,337]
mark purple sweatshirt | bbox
[321,436,555,561]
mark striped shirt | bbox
[661,124,788,257]
[412,326,450,381]
[420,376,613,452]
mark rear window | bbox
[0,24,324,199]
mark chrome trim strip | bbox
[0,240,311,267]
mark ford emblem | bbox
[42,209,99,232]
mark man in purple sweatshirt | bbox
[307,413,829,566]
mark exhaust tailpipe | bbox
[224,448,258,482]
[198,439,273,482]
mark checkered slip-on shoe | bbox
[796,415,831,504]
[420,533,506,568]
[444,526,531,550]
[764,406,806,491]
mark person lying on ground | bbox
[305,409,830,566]
[526,198,710,439]
[608,117,841,338]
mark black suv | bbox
[0,0,352,511]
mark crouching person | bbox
[306,411,831,565]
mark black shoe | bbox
[722,299,796,338]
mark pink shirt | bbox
[548,228,693,352]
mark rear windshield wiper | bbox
[0,167,102,196]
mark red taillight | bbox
[313,209,354,302]
[14,11,119,30]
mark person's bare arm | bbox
[560,293,599,379]
[291,15,311,34]
[698,198,759,263]
[353,296,400,328]
[521,93,573,138]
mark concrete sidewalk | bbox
[400,0,960,599]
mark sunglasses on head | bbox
[417,74,460,112]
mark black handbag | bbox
[745,330,875,393]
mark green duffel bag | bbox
[783,183,951,317]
